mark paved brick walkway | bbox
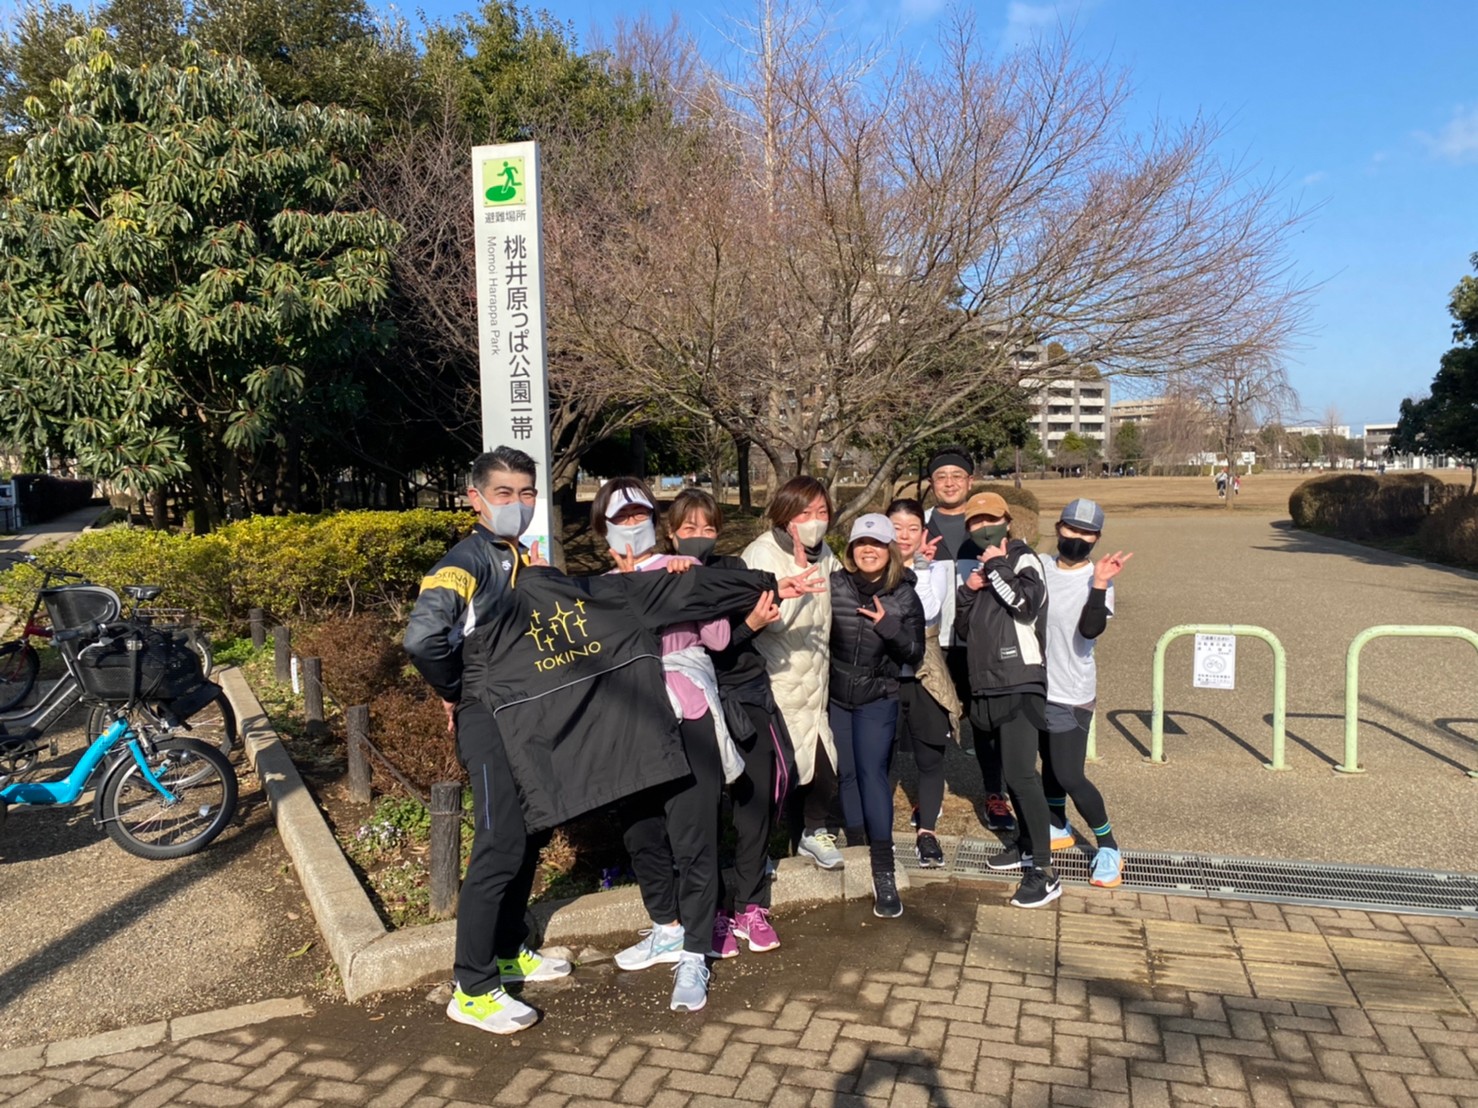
[5,879,1478,1107]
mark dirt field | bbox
[1023,469,1471,519]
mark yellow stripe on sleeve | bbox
[418,566,478,601]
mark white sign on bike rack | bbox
[1193,633,1236,689]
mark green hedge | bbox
[1288,473,1460,541]
[1418,497,1478,568]
[1,510,474,630]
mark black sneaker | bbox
[915,832,945,868]
[1010,868,1062,909]
[872,869,903,918]
[984,793,1017,833]
[986,845,1034,871]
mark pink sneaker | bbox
[733,904,780,952]
[710,911,738,959]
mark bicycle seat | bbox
[123,585,163,602]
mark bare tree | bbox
[561,5,1311,522]
[1185,357,1298,506]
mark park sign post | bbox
[472,141,554,557]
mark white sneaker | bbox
[445,986,539,1034]
[670,952,710,1012]
[798,829,845,870]
[615,922,685,971]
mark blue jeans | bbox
[830,698,900,845]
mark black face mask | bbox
[675,536,716,562]
[1057,535,1095,563]
[970,523,1009,548]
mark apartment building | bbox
[1020,371,1112,456]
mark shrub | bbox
[0,510,474,631]
[295,615,404,710]
[1289,473,1459,540]
[1418,497,1478,568]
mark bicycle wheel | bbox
[0,641,39,712]
[187,630,213,679]
[86,688,237,756]
[100,737,237,860]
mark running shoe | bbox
[986,845,1033,871]
[915,831,945,868]
[1050,822,1075,851]
[710,912,739,959]
[984,794,1016,833]
[496,947,573,983]
[615,922,685,971]
[1090,847,1123,888]
[1010,868,1063,909]
[798,828,845,870]
[670,953,710,1012]
[733,904,780,952]
[446,987,539,1035]
[910,806,920,830]
[872,869,903,918]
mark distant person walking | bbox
[1215,468,1228,499]
[1039,499,1133,889]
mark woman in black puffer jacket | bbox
[828,513,925,918]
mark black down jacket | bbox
[458,563,778,832]
[827,569,926,709]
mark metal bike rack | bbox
[1339,625,1478,776]
[1150,624,1288,770]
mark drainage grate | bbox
[942,837,1478,917]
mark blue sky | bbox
[412,0,1476,432]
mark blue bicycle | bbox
[0,620,238,860]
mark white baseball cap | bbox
[847,513,896,545]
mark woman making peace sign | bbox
[827,513,925,918]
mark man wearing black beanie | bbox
[922,447,1016,835]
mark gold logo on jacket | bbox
[525,599,602,672]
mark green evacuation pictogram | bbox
[483,158,526,206]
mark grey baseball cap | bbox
[1059,498,1104,532]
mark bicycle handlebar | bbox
[54,619,133,644]
[3,553,83,579]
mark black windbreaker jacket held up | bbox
[458,564,779,832]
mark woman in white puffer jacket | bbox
[742,476,846,870]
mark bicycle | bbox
[0,620,237,859]
[81,585,234,755]
[0,554,88,711]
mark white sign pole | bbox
[1192,633,1237,690]
[472,140,554,556]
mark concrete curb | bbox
[0,997,312,1074]
[222,668,912,1001]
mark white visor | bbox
[603,486,655,521]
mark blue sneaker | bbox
[670,952,710,1012]
[615,922,685,971]
[1090,847,1123,888]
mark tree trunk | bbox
[151,486,169,530]
[734,434,753,513]
[631,427,649,479]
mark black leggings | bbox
[898,678,950,833]
[1040,715,1110,833]
[725,700,785,908]
[949,646,1002,794]
[618,714,724,955]
[971,692,1052,867]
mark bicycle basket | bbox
[75,628,206,702]
[40,585,121,631]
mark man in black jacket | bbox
[953,491,1060,909]
[404,446,566,1036]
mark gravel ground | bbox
[0,698,332,1050]
[899,509,1478,873]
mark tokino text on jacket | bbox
[458,564,781,833]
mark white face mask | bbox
[607,520,657,558]
[483,500,535,540]
[793,519,828,548]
